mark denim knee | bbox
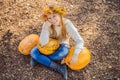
[30,46,39,59]
[48,44,69,60]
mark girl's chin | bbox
[53,23,59,26]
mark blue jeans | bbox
[30,44,69,67]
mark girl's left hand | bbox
[70,54,78,64]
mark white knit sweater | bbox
[39,18,84,56]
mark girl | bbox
[30,6,84,80]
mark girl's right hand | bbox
[45,21,52,27]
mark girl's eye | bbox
[53,15,56,17]
[48,18,51,19]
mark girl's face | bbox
[47,13,61,26]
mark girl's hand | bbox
[70,54,78,64]
[45,21,52,27]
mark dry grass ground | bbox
[0,0,120,80]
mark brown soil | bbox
[0,0,120,80]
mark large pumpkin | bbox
[37,38,60,55]
[18,34,39,55]
[64,47,91,70]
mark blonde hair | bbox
[49,15,68,41]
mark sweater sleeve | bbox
[66,20,84,56]
[39,21,50,47]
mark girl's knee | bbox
[30,46,39,57]
[57,47,69,59]
[48,47,69,60]
[60,47,69,55]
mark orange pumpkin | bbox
[64,47,91,70]
[37,38,60,55]
[18,34,39,55]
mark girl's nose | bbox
[51,18,56,23]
